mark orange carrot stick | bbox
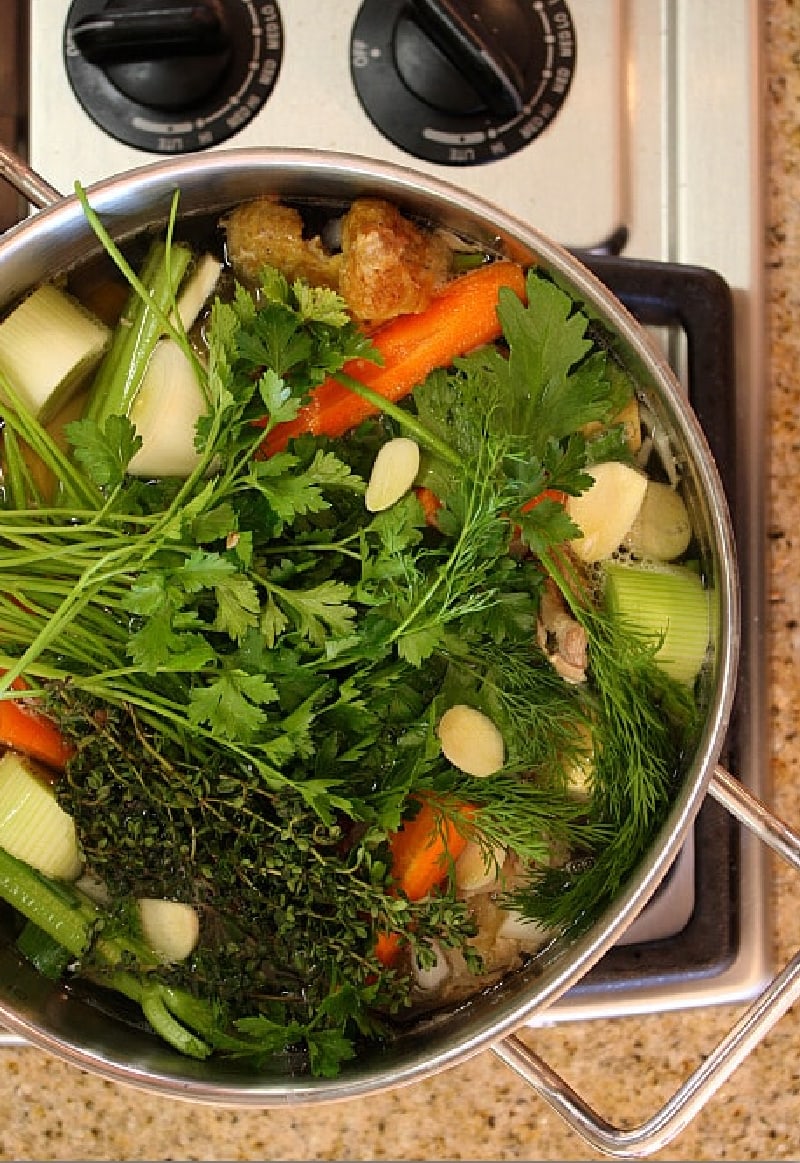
[261,260,527,457]
[0,676,73,772]
[387,797,471,902]
[414,485,443,528]
[375,796,473,967]
[520,489,567,512]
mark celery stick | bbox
[16,919,72,979]
[84,240,193,426]
[603,560,711,685]
[0,835,214,1059]
[0,845,96,958]
[140,982,212,1059]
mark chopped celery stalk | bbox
[603,561,711,685]
[0,284,110,423]
[16,919,73,979]
[0,845,96,958]
[94,969,213,1059]
[137,897,200,963]
[84,240,194,427]
[0,846,216,1058]
[0,752,82,881]
[140,982,212,1059]
[126,338,206,478]
[87,247,220,478]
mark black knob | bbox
[64,0,283,153]
[71,3,228,63]
[69,1,231,113]
[351,0,576,167]
[403,0,526,119]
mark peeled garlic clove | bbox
[365,437,420,512]
[566,460,648,563]
[138,898,200,964]
[437,704,505,777]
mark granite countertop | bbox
[0,4,796,1160]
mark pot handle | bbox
[0,141,63,211]
[492,764,800,1158]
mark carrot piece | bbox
[373,930,404,968]
[0,676,73,772]
[261,260,527,456]
[388,797,471,902]
[375,797,472,967]
[520,489,567,512]
[414,485,443,528]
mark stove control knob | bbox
[64,0,283,153]
[351,0,576,166]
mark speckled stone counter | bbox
[0,5,796,1160]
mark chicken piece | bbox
[338,198,451,323]
[224,195,452,324]
[536,577,588,683]
[224,198,341,289]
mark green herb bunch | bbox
[0,193,700,1074]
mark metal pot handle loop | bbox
[492,764,800,1158]
[0,141,63,211]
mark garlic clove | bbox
[437,704,505,777]
[365,437,420,512]
[496,909,553,950]
[566,460,648,563]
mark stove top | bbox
[3,0,769,1027]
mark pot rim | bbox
[0,147,741,1103]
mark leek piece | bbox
[126,339,207,477]
[137,897,200,963]
[171,252,222,331]
[0,284,110,423]
[603,560,711,685]
[84,240,193,426]
[0,752,82,881]
[123,252,221,478]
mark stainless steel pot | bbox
[0,143,797,1158]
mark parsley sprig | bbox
[0,211,700,1074]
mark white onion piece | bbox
[455,840,507,892]
[412,940,450,992]
[496,909,553,950]
[138,898,200,964]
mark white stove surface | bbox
[21,0,768,1024]
[33,0,626,247]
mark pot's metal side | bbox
[0,149,739,1104]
